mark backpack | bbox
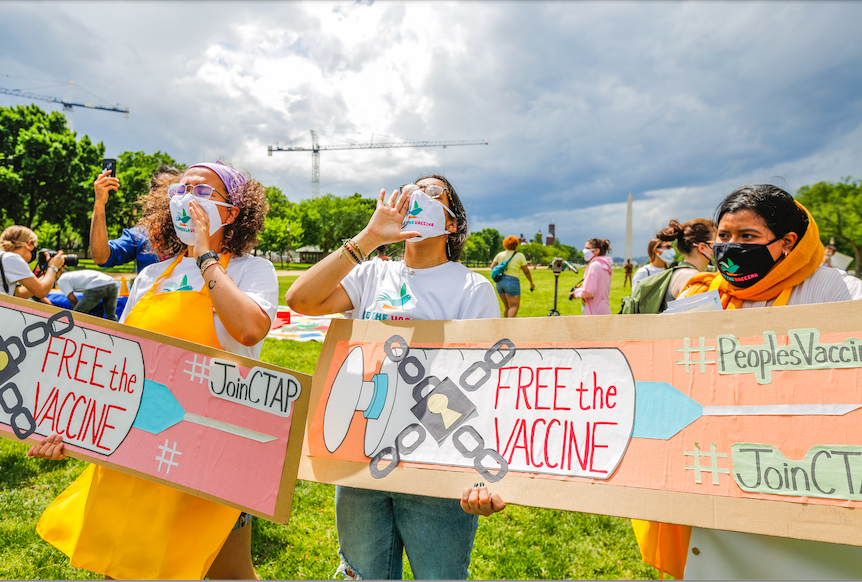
[619,262,696,314]
[491,251,518,282]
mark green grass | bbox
[0,266,655,580]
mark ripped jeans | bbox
[334,486,478,580]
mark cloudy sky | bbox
[2,1,861,257]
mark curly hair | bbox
[411,173,468,261]
[657,218,715,254]
[138,165,269,258]
[1,225,36,252]
[587,238,611,256]
[503,235,519,251]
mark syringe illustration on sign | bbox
[318,336,638,482]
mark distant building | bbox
[519,233,527,245]
[546,223,556,246]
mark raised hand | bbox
[94,169,120,206]
[361,188,422,248]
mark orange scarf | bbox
[678,201,824,309]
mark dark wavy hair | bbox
[410,173,468,261]
[714,185,808,243]
[138,165,269,258]
[657,218,716,254]
[587,238,611,256]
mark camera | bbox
[37,249,79,271]
[551,257,565,274]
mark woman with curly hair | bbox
[490,235,535,317]
[31,161,277,579]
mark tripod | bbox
[548,271,561,316]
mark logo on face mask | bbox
[408,201,424,217]
[176,209,192,225]
[719,258,740,274]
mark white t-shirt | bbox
[0,251,35,295]
[341,260,500,321]
[631,263,665,290]
[120,254,278,359]
[57,270,117,295]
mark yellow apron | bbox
[37,253,241,580]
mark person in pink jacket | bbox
[569,238,613,314]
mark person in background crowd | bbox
[622,258,633,287]
[0,226,65,298]
[373,245,391,261]
[655,218,716,302]
[30,161,276,580]
[631,238,673,290]
[90,163,182,272]
[569,238,612,314]
[56,268,119,320]
[490,235,535,317]
[823,243,836,267]
[635,185,862,579]
[287,174,504,580]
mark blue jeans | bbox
[334,486,478,580]
[495,274,521,296]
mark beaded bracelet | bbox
[342,240,362,265]
[343,238,365,262]
[199,257,220,275]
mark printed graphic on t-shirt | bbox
[363,280,416,320]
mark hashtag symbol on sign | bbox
[155,439,182,475]
[684,442,729,485]
[674,336,716,373]
[184,354,210,384]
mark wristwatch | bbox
[49,265,60,274]
[196,251,219,269]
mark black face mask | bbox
[28,247,37,263]
[713,237,782,288]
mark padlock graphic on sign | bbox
[321,336,636,481]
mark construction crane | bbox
[268,130,488,197]
[0,81,129,131]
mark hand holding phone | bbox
[95,159,120,204]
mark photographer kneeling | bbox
[56,268,119,321]
[0,226,65,299]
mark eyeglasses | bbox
[402,183,449,200]
[167,183,228,201]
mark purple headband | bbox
[183,161,247,205]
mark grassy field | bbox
[0,266,656,580]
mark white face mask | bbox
[583,248,595,262]
[169,194,233,246]
[401,190,455,242]
[658,248,677,264]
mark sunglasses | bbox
[167,183,228,201]
[402,183,448,200]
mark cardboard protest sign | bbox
[0,295,310,523]
[299,299,862,545]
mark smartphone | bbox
[101,158,117,177]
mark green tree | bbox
[533,232,543,244]
[796,177,862,272]
[472,228,503,262]
[462,233,490,264]
[295,193,375,253]
[265,186,294,220]
[0,104,104,249]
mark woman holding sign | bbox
[31,162,277,580]
[634,185,862,579]
[287,175,505,580]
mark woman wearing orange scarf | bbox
[633,185,862,579]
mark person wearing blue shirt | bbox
[90,164,180,272]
